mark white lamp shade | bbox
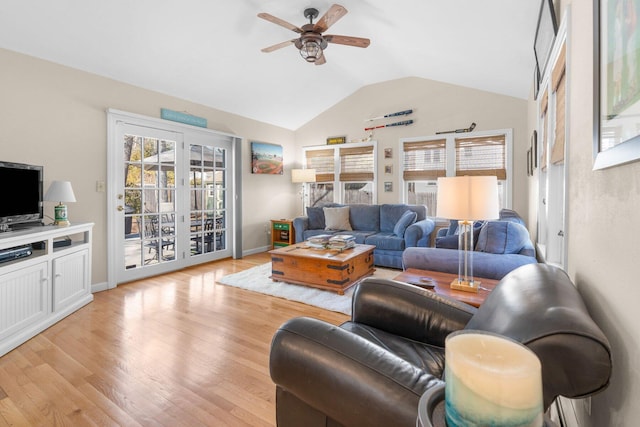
[436,176,499,220]
[291,169,317,183]
[44,181,76,203]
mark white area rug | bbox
[217,263,398,315]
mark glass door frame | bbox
[106,109,242,289]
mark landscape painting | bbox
[251,141,283,175]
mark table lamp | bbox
[44,180,76,227]
[291,168,316,216]
[436,175,499,292]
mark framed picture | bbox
[533,66,540,100]
[384,148,393,159]
[384,182,393,192]
[385,164,392,174]
[534,0,558,81]
[251,141,283,174]
[593,0,640,170]
[527,148,532,176]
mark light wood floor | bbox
[0,253,349,426]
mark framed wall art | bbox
[251,141,283,174]
[593,0,640,169]
[534,0,558,81]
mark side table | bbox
[271,219,295,249]
[393,268,499,307]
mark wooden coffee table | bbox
[269,244,375,295]
[393,268,499,307]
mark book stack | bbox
[328,234,356,250]
[306,234,332,249]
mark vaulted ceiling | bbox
[0,0,541,130]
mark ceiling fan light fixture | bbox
[299,39,323,62]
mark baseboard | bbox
[243,245,270,256]
[91,281,110,293]
[550,397,579,427]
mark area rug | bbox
[216,263,399,315]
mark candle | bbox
[445,331,543,427]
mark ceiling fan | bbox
[257,4,370,65]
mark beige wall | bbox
[527,2,640,424]
[295,77,529,215]
[0,48,297,286]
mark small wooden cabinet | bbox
[271,219,295,249]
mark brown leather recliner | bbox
[269,263,612,427]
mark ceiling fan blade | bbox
[314,4,347,33]
[324,35,370,48]
[257,13,303,33]
[315,54,327,66]
[261,39,297,53]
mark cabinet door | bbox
[0,262,48,341]
[52,249,89,312]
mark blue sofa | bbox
[293,203,435,269]
[402,209,537,280]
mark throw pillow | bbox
[393,210,417,238]
[306,206,326,230]
[324,206,352,231]
[476,221,530,255]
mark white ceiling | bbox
[0,0,541,130]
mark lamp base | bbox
[450,279,480,293]
[54,204,70,227]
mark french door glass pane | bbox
[123,134,176,269]
[189,144,227,256]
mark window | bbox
[303,141,377,207]
[537,23,567,268]
[401,130,512,216]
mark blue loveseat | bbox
[402,209,537,280]
[293,203,434,269]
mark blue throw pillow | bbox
[476,221,531,254]
[393,210,417,238]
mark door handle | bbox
[117,206,124,211]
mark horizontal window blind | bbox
[339,146,374,181]
[455,135,506,179]
[305,149,335,182]
[402,139,446,180]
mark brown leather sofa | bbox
[269,263,612,427]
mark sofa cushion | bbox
[476,221,531,255]
[307,203,342,229]
[436,223,483,249]
[324,206,352,231]
[380,204,426,233]
[365,233,405,251]
[393,210,417,238]
[306,207,325,230]
[349,204,380,231]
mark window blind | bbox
[539,89,549,171]
[454,135,506,179]
[305,149,335,182]
[402,139,446,180]
[339,145,374,181]
[550,43,566,165]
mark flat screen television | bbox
[0,161,43,228]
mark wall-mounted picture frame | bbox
[533,0,558,81]
[384,182,393,192]
[384,148,393,159]
[533,66,540,100]
[251,141,283,174]
[527,148,532,176]
[384,164,392,174]
[593,0,640,170]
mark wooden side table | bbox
[393,268,499,307]
[271,219,295,249]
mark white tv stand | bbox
[0,222,93,356]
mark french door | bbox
[107,110,237,287]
